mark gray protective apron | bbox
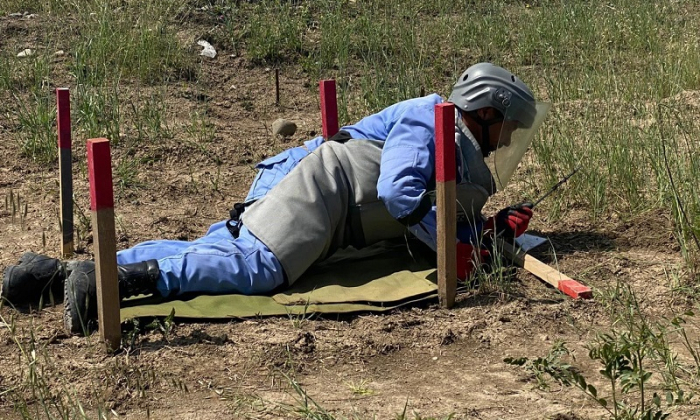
[242,139,402,284]
[243,124,496,284]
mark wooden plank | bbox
[319,80,339,139]
[87,138,121,351]
[435,103,457,308]
[497,239,592,299]
[57,88,73,258]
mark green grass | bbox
[2,0,697,409]
[2,0,699,265]
[2,0,699,272]
[1,0,197,163]
[4,0,699,250]
[4,3,700,417]
[216,0,700,266]
[509,283,700,420]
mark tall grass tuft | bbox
[14,90,57,163]
[4,0,700,267]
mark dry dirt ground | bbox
[1,13,700,420]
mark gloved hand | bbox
[483,202,534,239]
[456,242,491,280]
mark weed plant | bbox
[507,283,700,419]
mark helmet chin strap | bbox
[468,111,504,157]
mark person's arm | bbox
[376,105,436,226]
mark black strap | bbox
[226,202,249,238]
[328,129,353,143]
[397,193,433,227]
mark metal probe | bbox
[531,166,581,208]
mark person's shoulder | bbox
[386,94,443,115]
[368,94,444,122]
[401,94,443,107]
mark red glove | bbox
[456,242,490,280]
[484,202,534,239]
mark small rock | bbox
[54,50,65,56]
[17,49,33,58]
[272,118,297,137]
[197,40,216,58]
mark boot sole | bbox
[63,263,97,336]
[1,266,11,303]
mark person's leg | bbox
[115,221,285,295]
[156,225,285,296]
[115,220,232,265]
[64,224,286,334]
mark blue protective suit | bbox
[117,94,484,297]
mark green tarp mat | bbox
[120,240,440,321]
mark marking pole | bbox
[319,79,339,139]
[275,68,280,106]
[435,103,457,308]
[87,138,121,351]
[57,88,73,257]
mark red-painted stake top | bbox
[320,79,339,139]
[435,103,456,183]
[57,88,71,149]
[87,138,115,211]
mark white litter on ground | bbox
[17,48,33,57]
[197,40,217,58]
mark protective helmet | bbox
[448,62,537,128]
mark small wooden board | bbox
[497,239,592,299]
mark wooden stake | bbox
[435,103,457,308]
[87,138,121,351]
[275,68,280,106]
[57,88,73,258]
[498,239,593,299]
[319,79,339,139]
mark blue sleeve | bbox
[376,105,436,223]
[245,136,324,203]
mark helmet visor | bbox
[487,102,551,190]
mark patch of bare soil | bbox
[1,12,699,420]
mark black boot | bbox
[63,260,160,335]
[2,252,66,306]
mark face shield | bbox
[487,102,551,190]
